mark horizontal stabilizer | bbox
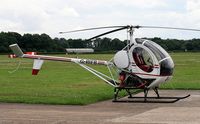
[9,44,24,57]
[32,59,44,75]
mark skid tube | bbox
[112,87,190,103]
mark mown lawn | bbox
[0,52,200,105]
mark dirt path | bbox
[0,90,199,124]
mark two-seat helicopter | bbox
[10,25,199,103]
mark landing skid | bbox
[112,87,190,103]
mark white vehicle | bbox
[10,25,199,103]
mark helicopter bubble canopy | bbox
[134,38,174,76]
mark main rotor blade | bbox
[87,26,128,41]
[139,26,200,31]
[59,26,125,34]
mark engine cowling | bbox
[113,50,129,69]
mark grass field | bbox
[0,53,200,105]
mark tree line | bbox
[0,32,200,53]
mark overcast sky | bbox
[1,0,200,40]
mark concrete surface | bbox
[0,90,199,124]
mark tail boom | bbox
[9,44,112,66]
[23,54,111,66]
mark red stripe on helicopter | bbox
[132,72,163,77]
[131,62,159,68]
[132,73,171,77]
[154,65,159,68]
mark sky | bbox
[1,0,200,40]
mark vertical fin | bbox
[32,59,44,75]
[9,44,24,57]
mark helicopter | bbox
[9,25,200,103]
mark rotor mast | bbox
[129,26,137,45]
